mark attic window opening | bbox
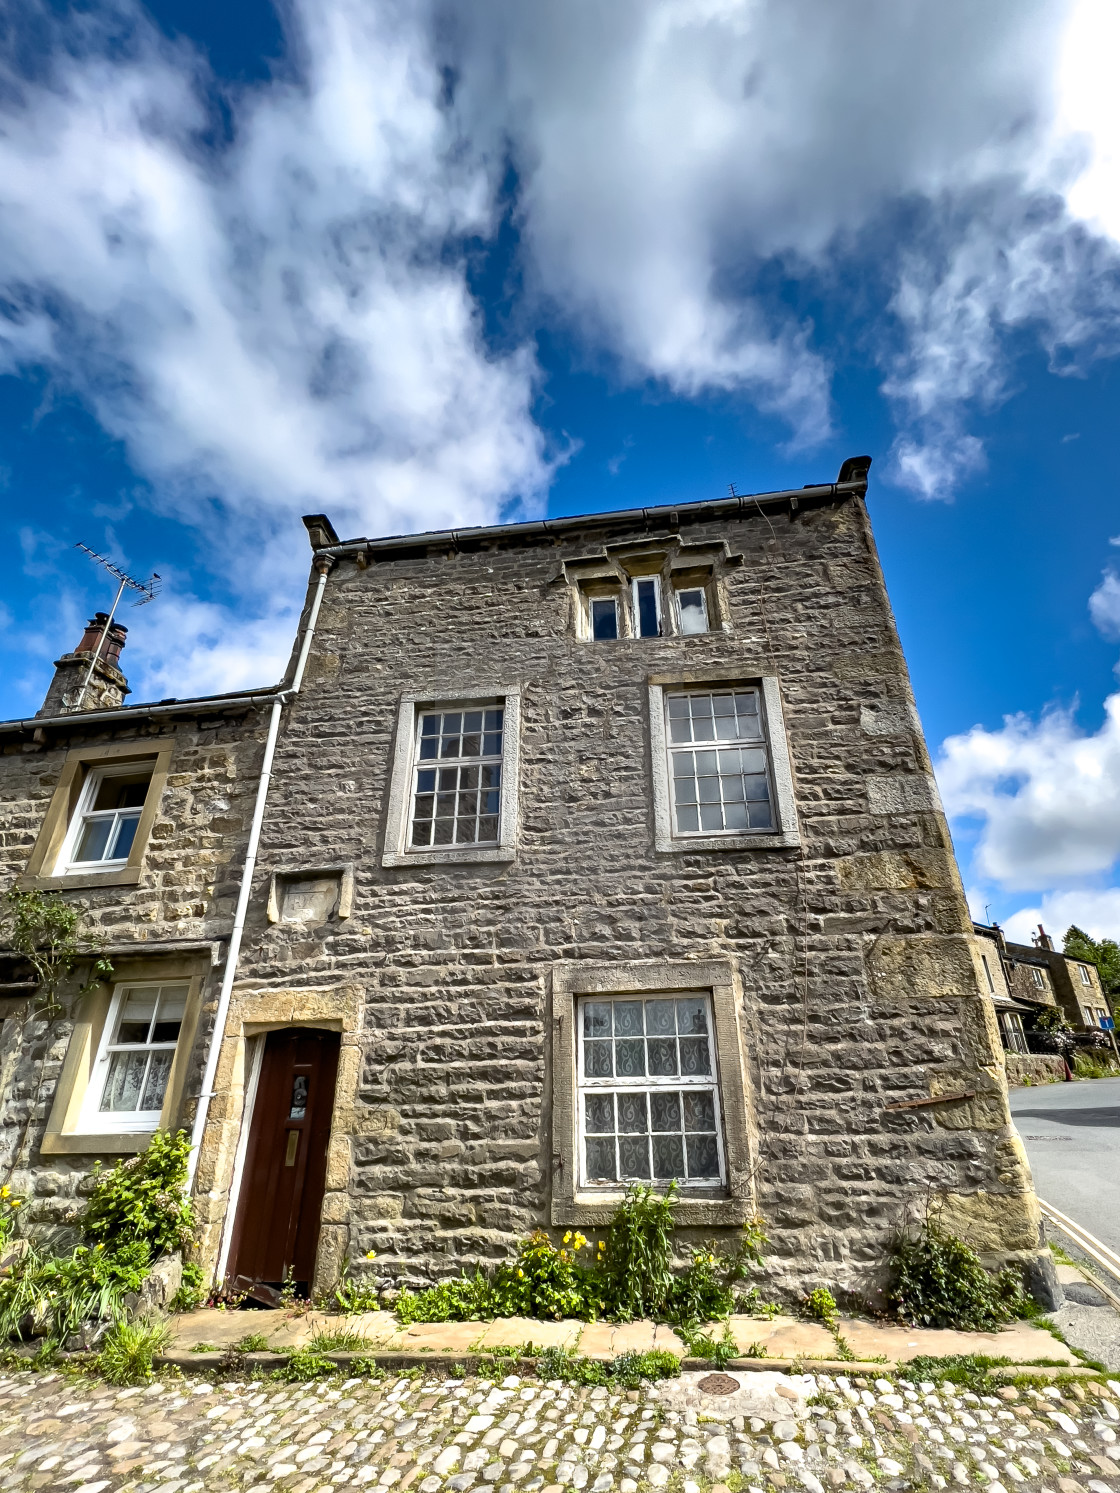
[591,598,619,641]
[675,587,709,635]
[632,578,662,638]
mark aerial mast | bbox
[73,544,161,710]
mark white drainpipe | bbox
[186,562,331,1193]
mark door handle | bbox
[285,1131,299,1167]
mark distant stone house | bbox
[0,458,1060,1307]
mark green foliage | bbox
[536,1345,680,1387]
[597,1184,675,1321]
[389,1188,767,1330]
[308,1328,370,1353]
[888,1216,1032,1331]
[1072,1052,1120,1079]
[0,887,113,1017]
[741,1341,768,1358]
[0,1186,25,1250]
[681,1322,738,1367]
[234,1332,270,1352]
[83,1129,195,1257]
[334,1266,381,1313]
[189,1342,221,1353]
[1064,925,1120,1002]
[170,1262,206,1314]
[803,1287,840,1330]
[273,1347,337,1381]
[350,1355,385,1379]
[98,1316,171,1385]
[0,1238,151,1345]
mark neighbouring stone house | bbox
[0,458,1060,1308]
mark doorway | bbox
[225,1027,341,1295]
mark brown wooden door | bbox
[227,1028,340,1293]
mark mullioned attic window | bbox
[410,706,503,847]
[577,993,725,1188]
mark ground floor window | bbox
[576,992,725,1187]
[998,1010,1029,1056]
[81,982,187,1131]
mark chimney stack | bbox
[38,614,131,717]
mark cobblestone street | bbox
[0,1366,1119,1493]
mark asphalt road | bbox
[1009,1074,1120,1253]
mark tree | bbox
[1063,924,1120,1009]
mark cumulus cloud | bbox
[1089,570,1120,638]
[937,695,1120,888]
[5,0,1120,693]
[1000,888,1120,945]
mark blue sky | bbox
[2,0,1120,944]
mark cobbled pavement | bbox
[0,1368,1119,1493]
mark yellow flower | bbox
[366,1251,376,1260]
[0,1186,9,1199]
[563,1232,572,1244]
[598,1242,605,1249]
[96,1243,104,1250]
[9,1201,20,1209]
[560,1250,567,1261]
[517,1269,525,1279]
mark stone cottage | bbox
[0,457,1058,1307]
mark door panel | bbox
[227,1027,340,1291]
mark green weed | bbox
[98,1317,171,1386]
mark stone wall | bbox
[217,491,1044,1300]
[0,709,267,1223]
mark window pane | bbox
[91,771,151,811]
[647,1038,678,1076]
[116,993,157,1044]
[652,1134,684,1179]
[585,1094,614,1133]
[677,589,708,635]
[650,1091,681,1131]
[140,1051,173,1111]
[683,1091,715,1130]
[613,1001,643,1036]
[615,1039,646,1077]
[100,1051,148,1112]
[591,598,618,641]
[584,1041,613,1078]
[583,1002,612,1038]
[74,817,113,863]
[676,805,699,832]
[618,1136,650,1179]
[585,1137,617,1181]
[680,1037,711,1075]
[686,1133,720,1179]
[617,1092,647,1133]
[644,1000,675,1035]
[676,999,708,1035]
[109,812,141,860]
[635,579,660,637]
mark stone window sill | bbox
[17,866,143,892]
[383,847,516,868]
[656,831,800,854]
[41,1130,156,1156]
[553,1193,754,1228]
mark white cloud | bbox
[1089,570,1120,638]
[1001,888,1120,945]
[937,695,1120,888]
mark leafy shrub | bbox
[390,1185,767,1328]
[98,1317,171,1385]
[234,1332,270,1352]
[170,1262,206,1313]
[803,1287,840,1330]
[83,1129,195,1256]
[681,1322,738,1367]
[888,1218,1031,1331]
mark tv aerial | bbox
[73,543,161,710]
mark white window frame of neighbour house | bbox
[981,953,996,994]
[79,982,188,1134]
[647,675,799,853]
[54,761,154,875]
[998,1011,1029,1056]
[382,690,521,867]
[674,586,709,635]
[1031,967,1046,989]
[630,577,662,638]
[576,992,726,1190]
[1078,964,1093,986]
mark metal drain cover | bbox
[697,1372,740,1396]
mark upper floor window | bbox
[82,982,186,1133]
[56,763,153,873]
[1078,964,1093,986]
[1031,967,1046,989]
[591,597,619,641]
[410,706,503,849]
[577,993,724,1188]
[666,689,772,835]
[981,953,996,994]
[675,587,709,635]
[632,578,662,638]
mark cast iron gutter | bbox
[314,474,871,560]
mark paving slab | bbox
[838,1316,1079,1364]
[575,1320,687,1358]
[473,1316,584,1351]
[726,1313,837,1358]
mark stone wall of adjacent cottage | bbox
[0,713,267,1222]
[231,493,1040,1300]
